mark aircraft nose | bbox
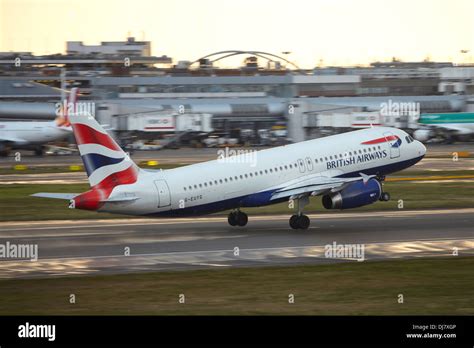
[417,140,427,157]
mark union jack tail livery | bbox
[69,113,140,210]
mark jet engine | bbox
[322,178,382,210]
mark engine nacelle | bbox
[322,178,382,210]
[413,129,432,142]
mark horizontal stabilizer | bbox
[31,192,78,200]
[100,195,139,203]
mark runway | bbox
[0,209,473,279]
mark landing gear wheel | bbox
[228,211,248,227]
[380,192,391,202]
[289,215,299,229]
[289,214,310,230]
[34,146,44,156]
[236,211,248,227]
[228,212,237,226]
[298,215,310,230]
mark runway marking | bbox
[0,238,474,273]
[2,208,474,232]
[387,175,474,182]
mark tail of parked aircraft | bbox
[55,87,78,128]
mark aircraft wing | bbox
[270,172,376,200]
[437,125,473,135]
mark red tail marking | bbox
[73,165,139,211]
[72,123,121,151]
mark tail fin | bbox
[70,112,140,189]
[55,87,78,127]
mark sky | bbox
[0,0,473,68]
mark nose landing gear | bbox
[379,192,391,202]
[376,175,390,202]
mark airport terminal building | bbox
[1,38,473,144]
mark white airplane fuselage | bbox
[0,121,71,147]
[99,126,426,217]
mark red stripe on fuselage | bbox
[73,165,139,211]
[72,123,121,151]
[362,135,398,145]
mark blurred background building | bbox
[1,37,474,148]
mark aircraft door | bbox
[383,131,401,159]
[297,158,306,173]
[154,180,171,207]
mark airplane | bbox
[0,89,77,157]
[32,114,426,229]
[413,112,474,143]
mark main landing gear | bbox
[289,195,311,230]
[289,214,310,230]
[227,210,248,227]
